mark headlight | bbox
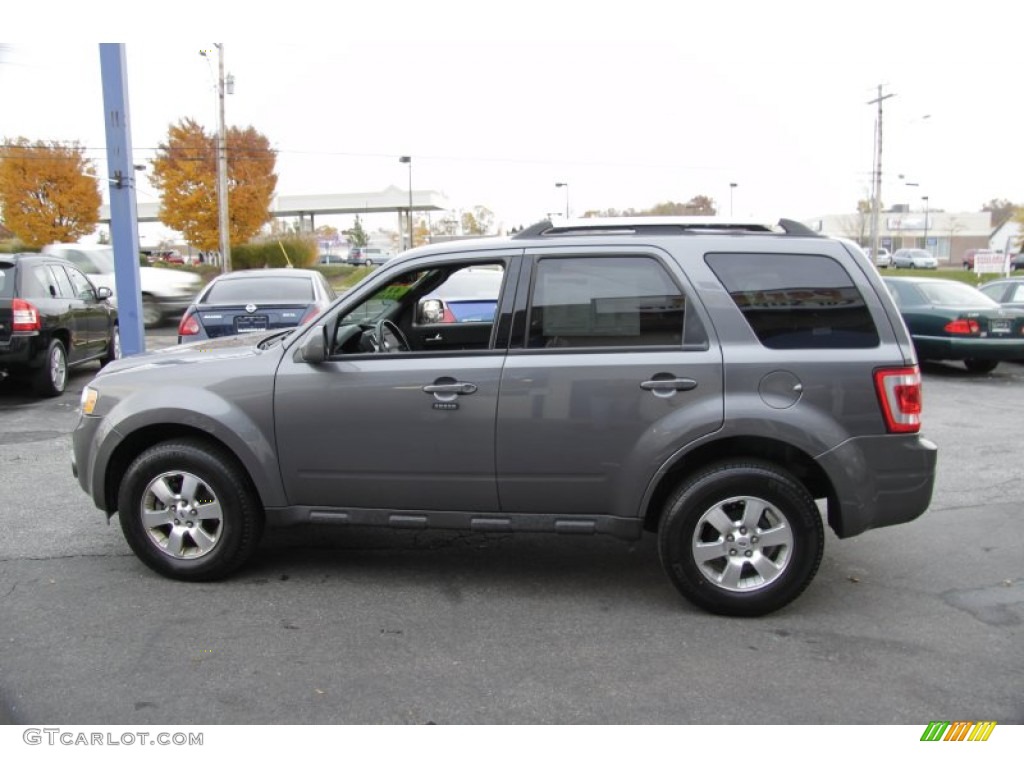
[80,386,99,415]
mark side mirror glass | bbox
[418,298,444,324]
[96,286,113,301]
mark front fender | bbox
[84,384,285,512]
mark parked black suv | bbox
[73,218,937,615]
[1,252,119,396]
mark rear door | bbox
[496,247,724,519]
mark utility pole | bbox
[868,85,895,259]
[215,43,231,272]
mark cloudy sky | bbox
[3,0,1021,240]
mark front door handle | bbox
[640,377,698,392]
[423,381,478,395]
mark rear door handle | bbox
[640,377,698,392]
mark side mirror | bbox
[296,324,328,364]
[96,286,113,301]
[418,298,444,324]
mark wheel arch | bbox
[642,436,837,534]
[100,423,276,515]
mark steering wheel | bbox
[372,319,410,353]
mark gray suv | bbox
[72,218,937,616]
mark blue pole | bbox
[98,44,145,356]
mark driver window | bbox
[330,263,505,356]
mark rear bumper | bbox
[817,433,938,538]
[915,335,1024,361]
[0,334,44,372]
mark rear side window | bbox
[31,265,62,298]
[527,256,687,349]
[706,253,879,349]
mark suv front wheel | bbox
[118,439,264,580]
[658,460,824,616]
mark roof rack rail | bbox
[511,217,823,239]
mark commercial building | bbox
[804,208,992,264]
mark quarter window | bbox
[706,253,880,349]
[527,257,687,349]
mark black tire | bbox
[101,324,120,367]
[657,460,824,617]
[117,439,264,580]
[964,359,998,374]
[33,339,68,397]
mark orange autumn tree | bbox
[0,138,101,247]
[150,118,277,251]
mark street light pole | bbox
[867,85,895,260]
[215,43,231,273]
[555,182,569,218]
[922,196,930,251]
[729,182,738,216]
[399,156,412,249]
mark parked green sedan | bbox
[882,276,1024,373]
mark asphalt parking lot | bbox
[0,332,1021,724]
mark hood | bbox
[100,330,283,375]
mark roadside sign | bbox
[974,252,1010,276]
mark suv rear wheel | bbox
[118,439,264,580]
[658,460,824,616]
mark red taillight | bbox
[177,311,200,336]
[874,366,922,433]
[12,298,41,331]
[299,306,319,325]
[944,318,980,335]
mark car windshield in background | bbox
[69,247,115,272]
[203,276,315,304]
[917,281,1000,307]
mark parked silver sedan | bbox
[892,248,938,269]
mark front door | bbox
[273,254,518,513]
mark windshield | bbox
[59,248,115,274]
[917,281,1000,307]
[338,271,429,324]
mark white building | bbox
[804,209,992,264]
[989,219,1022,255]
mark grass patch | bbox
[880,266,1007,285]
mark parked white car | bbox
[43,243,202,328]
[891,248,938,269]
[864,247,892,268]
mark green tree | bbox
[149,118,277,250]
[344,215,369,247]
[0,138,101,247]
